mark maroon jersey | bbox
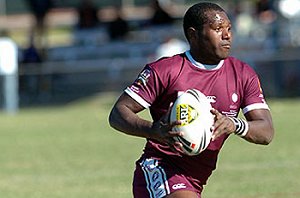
[125,51,269,185]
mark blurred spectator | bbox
[107,7,129,41]
[256,0,273,13]
[25,0,53,51]
[77,0,99,29]
[22,31,42,64]
[149,0,174,25]
[19,31,43,102]
[255,0,279,49]
[255,0,277,24]
[234,1,254,37]
[155,37,188,59]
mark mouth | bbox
[221,44,231,49]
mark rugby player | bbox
[109,2,274,197]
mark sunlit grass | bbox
[0,94,299,197]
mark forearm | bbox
[211,108,274,145]
[237,109,275,145]
[109,104,153,139]
[242,118,274,145]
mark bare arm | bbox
[109,93,153,138]
[243,109,274,145]
[109,93,182,145]
[211,108,274,145]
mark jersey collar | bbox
[185,51,224,70]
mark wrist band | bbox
[228,117,249,137]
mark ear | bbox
[187,27,197,42]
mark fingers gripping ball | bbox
[170,89,214,156]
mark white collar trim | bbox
[185,51,224,70]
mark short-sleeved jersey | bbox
[125,51,269,185]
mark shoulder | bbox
[147,53,186,77]
[225,56,257,76]
[149,53,185,68]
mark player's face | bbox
[190,11,232,64]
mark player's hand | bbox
[151,104,184,151]
[210,108,236,141]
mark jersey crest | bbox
[135,68,151,86]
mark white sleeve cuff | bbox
[242,103,269,114]
[125,87,151,109]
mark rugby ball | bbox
[170,89,214,156]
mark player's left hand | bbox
[210,108,236,141]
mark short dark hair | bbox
[183,2,225,41]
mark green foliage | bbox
[0,95,299,198]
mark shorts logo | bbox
[172,183,186,190]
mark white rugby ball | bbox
[170,89,214,156]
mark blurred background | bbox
[0,0,300,111]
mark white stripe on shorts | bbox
[140,158,170,198]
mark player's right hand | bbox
[150,104,184,151]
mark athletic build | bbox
[109,2,274,198]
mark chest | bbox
[169,67,243,117]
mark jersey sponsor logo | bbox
[231,93,238,103]
[176,104,198,126]
[222,109,238,117]
[136,68,151,86]
[172,183,186,190]
[207,95,216,103]
[130,85,140,93]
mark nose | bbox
[222,28,231,40]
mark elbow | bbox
[262,117,275,145]
[261,127,275,145]
[108,113,114,129]
[247,126,275,145]
[108,107,127,134]
[261,136,272,145]
[108,109,118,131]
[108,111,113,127]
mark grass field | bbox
[0,92,299,198]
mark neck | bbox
[186,51,223,70]
[189,50,221,65]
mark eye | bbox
[215,27,222,33]
[228,26,232,32]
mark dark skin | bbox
[188,11,232,64]
[109,93,183,148]
[186,10,274,144]
[109,10,274,198]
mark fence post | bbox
[0,37,18,114]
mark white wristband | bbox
[229,117,249,137]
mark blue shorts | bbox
[133,157,202,198]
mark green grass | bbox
[0,94,299,198]
[203,98,300,198]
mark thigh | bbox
[133,157,202,198]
